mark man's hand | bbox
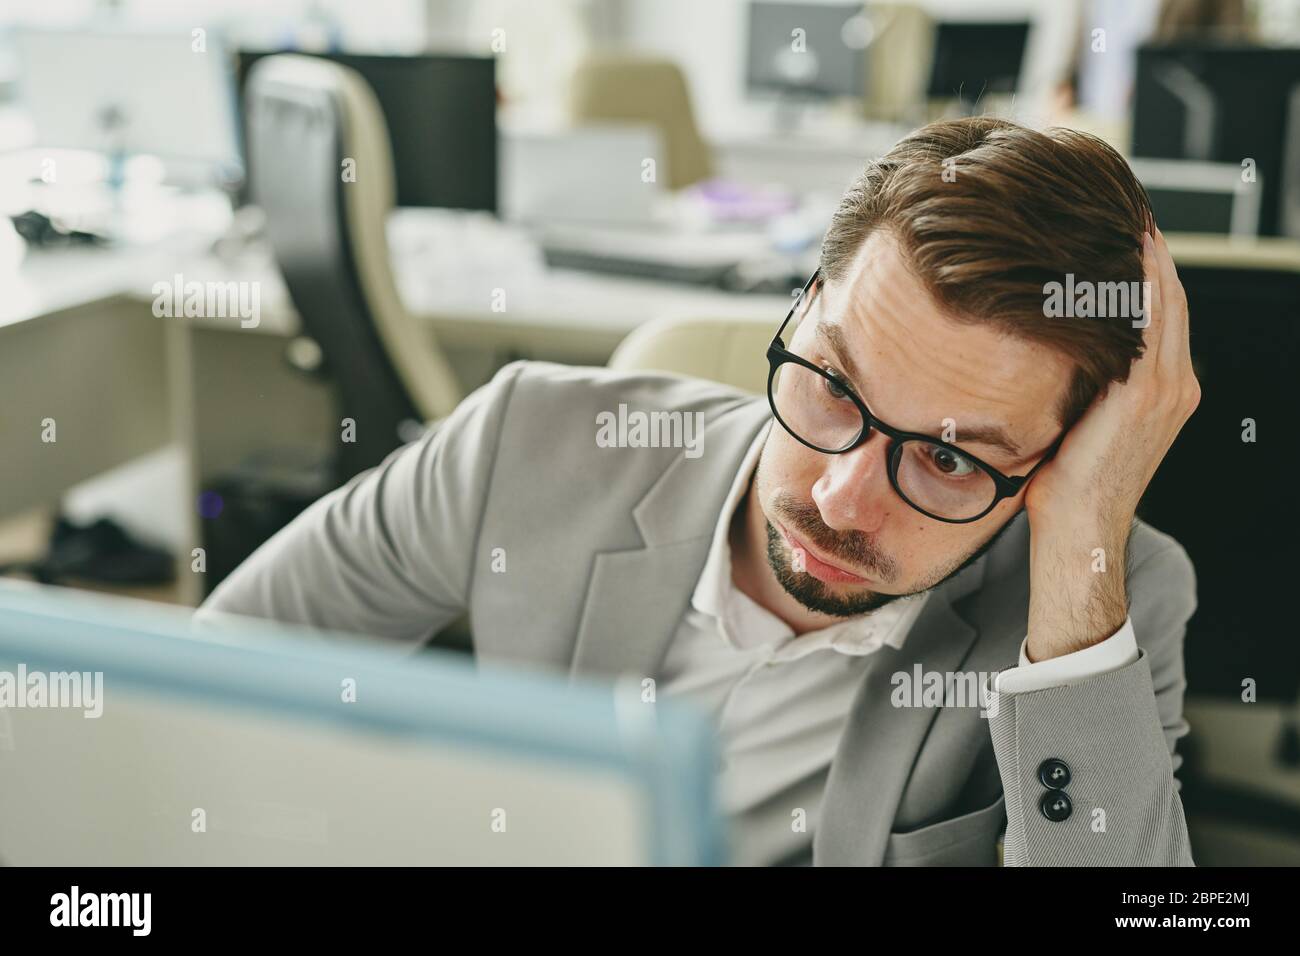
[1022,228,1201,662]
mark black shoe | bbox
[41,516,175,585]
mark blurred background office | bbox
[1,0,1298,864]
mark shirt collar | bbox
[691,419,770,622]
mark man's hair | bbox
[819,116,1155,428]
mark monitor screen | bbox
[237,50,497,212]
[0,581,725,864]
[1144,187,1238,233]
[1132,43,1300,237]
[15,29,243,180]
[746,2,870,99]
[926,21,1030,102]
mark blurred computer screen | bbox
[0,581,726,865]
[1132,42,1300,237]
[745,1,870,99]
[235,50,497,212]
[14,27,243,187]
[926,20,1030,106]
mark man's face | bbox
[752,230,1072,616]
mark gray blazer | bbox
[200,360,1198,866]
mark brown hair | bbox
[819,116,1154,427]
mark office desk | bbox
[166,247,792,362]
[2,232,790,603]
[1165,233,1300,271]
[1181,696,1300,865]
[710,121,911,194]
[0,236,223,521]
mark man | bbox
[199,117,1201,866]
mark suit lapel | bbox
[812,513,1032,865]
[569,397,772,681]
[813,553,988,866]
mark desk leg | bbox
[165,319,203,607]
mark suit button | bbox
[1038,758,1071,790]
[1040,790,1072,822]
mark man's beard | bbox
[763,492,1020,618]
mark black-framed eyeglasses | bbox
[766,270,1067,524]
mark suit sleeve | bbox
[985,542,1197,866]
[194,361,527,646]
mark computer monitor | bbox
[1283,85,1300,238]
[746,1,871,99]
[0,582,725,865]
[926,21,1030,105]
[1129,45,1300,705]
[236,50,496,212]
[1128,159,1262,236]
[501,124,665,226]
[1132,43,1300,237]
[13,28,243,185]
[1134,252,1300,704]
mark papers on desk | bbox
[538,222,774,268]
[388,208,549,314]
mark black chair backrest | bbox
[245,56,422,483]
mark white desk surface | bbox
[711,119,912,156]
[1,233,795,341]
[1162,233,1300,272]
[4,227,1298,341]
[0,240,189,329]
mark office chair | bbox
[862,2,933,123]
[244,54,462,483]
[607,314,775,394]
[570,55,713,190]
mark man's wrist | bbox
[1025,510,1131,662]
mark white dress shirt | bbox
[658,419,1138,865]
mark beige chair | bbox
[569,55,714,190]
[862,2,934,123]
[607,314,778,394]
